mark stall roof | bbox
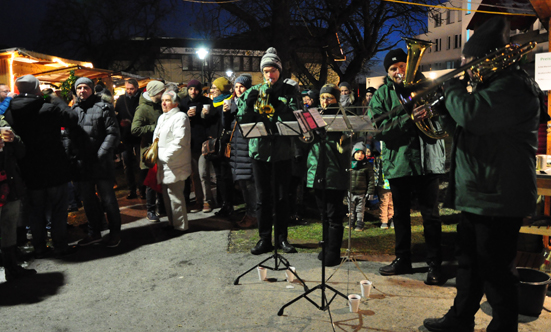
[0,47,94,68]
[31,65,113,85]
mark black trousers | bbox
[252,159,291,242]
[388,174,442,264]
[448,212,522,332]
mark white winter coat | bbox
[153,107,192,184]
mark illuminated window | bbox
[467,0,471,15]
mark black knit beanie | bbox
[463,16,508,58]
[384,49,407,72]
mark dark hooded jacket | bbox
[179,93,213,156]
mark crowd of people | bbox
[0,15,545,332]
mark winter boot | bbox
[2,245,37,281]
[324,223,344,267]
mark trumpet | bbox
[255,78,275,118]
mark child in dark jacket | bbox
[347,142,375,231]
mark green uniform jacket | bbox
[131,92,163,169]
[368,76,446,179]
[237,79,298,162]
[444,68,539,217]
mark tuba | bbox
[400,37,448,140]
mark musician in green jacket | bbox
[368,49,446,285]
[423,17,541,332]
[237,47,300,255]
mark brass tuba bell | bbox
[400,37,448,140]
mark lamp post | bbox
[196,48,209,86]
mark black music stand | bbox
[277,107,351,316]
[233,118,308,290]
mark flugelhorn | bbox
[255,78,275,117]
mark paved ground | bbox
[1,201,550,332]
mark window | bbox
[447,36,451,50]
[446,61,454,69]
[233,56,242,71]
[458,11,462,22]
[454,34,462,49]
[446,10,454,24]
[435,38,441,52]
[434,13,441,27]
[212,55,223,71]
[243,57,252,71]
[252,57,260,70]
[467,0,471,15]
[224,56,232,72]
[181,55,191,71]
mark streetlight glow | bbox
[226,70,233,78]
[196,48,208,60]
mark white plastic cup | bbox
[0,127,10,152]
[360,280,372,298]
[348,294,361,313]
[536,155,547,170]
[203,104,211,110]
[257,266,267,281]
[285,266,296,282]
[223,99,230,107]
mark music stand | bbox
[233,118,308,291]
[323,107,378,283]
[278,107,352,316]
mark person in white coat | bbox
[153,91,192,231]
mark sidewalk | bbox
[1,205,549,332]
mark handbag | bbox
[143,164,162,193]
[224,121,238,159]
[142,137,159,168]
[201,137,219,156]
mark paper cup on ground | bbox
[285,267,296,282]
[257,266,267,281]
[360,280,372,298]
[348,294,361,313]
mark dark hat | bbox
[384,49,407,73]
[366,87,377,94]
[307,89,319,100]
[463,17,508,58]
[260,47,282,72]
[15,74,41,94]
[74,77,94,91]
[213,77,232,93]
[187,79,202,91]
[320,84,340,101]
[235,74,252,89]
[301,89,309,96]
[339,82,351,89]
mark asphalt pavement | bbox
[0,204,550,332]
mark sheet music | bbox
[322,115,375,132]
[293,108,326,132]
[239,123,268,138]
[276,121,301,136]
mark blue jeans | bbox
[27,184,69,252]
[79,179,121,237]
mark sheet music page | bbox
[276,121,301,136]
[307,108,326,128]
[239,123,268,138]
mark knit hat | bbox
[260,47,282,72]
[307,89,319,100]
[320,84,340,101]
[384,49,407,73]
[339,82,351,89]
[352,142,367,157]
[463,16,508,58]
[15,74,41,94]
[366,87,377,94]
[74,77,94,91]
[212,77,232,93]
[235,74,252,89]
[146,81,165,97]
[187,79,202,91]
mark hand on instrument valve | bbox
[412,104,431,123]
[245,90,260,109]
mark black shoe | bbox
[379,257,413,276]
[425,265,442,285]
[250,239,274,255]
[276,239,297,253]
[147,211,160,222]
[423,316,475,332]
[126,192,138,199]
[215,205,234,218]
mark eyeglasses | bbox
[321,97,335,101]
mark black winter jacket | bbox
[179,95,213,156]
[6,94,77,189]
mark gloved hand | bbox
[245,90,260,109]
